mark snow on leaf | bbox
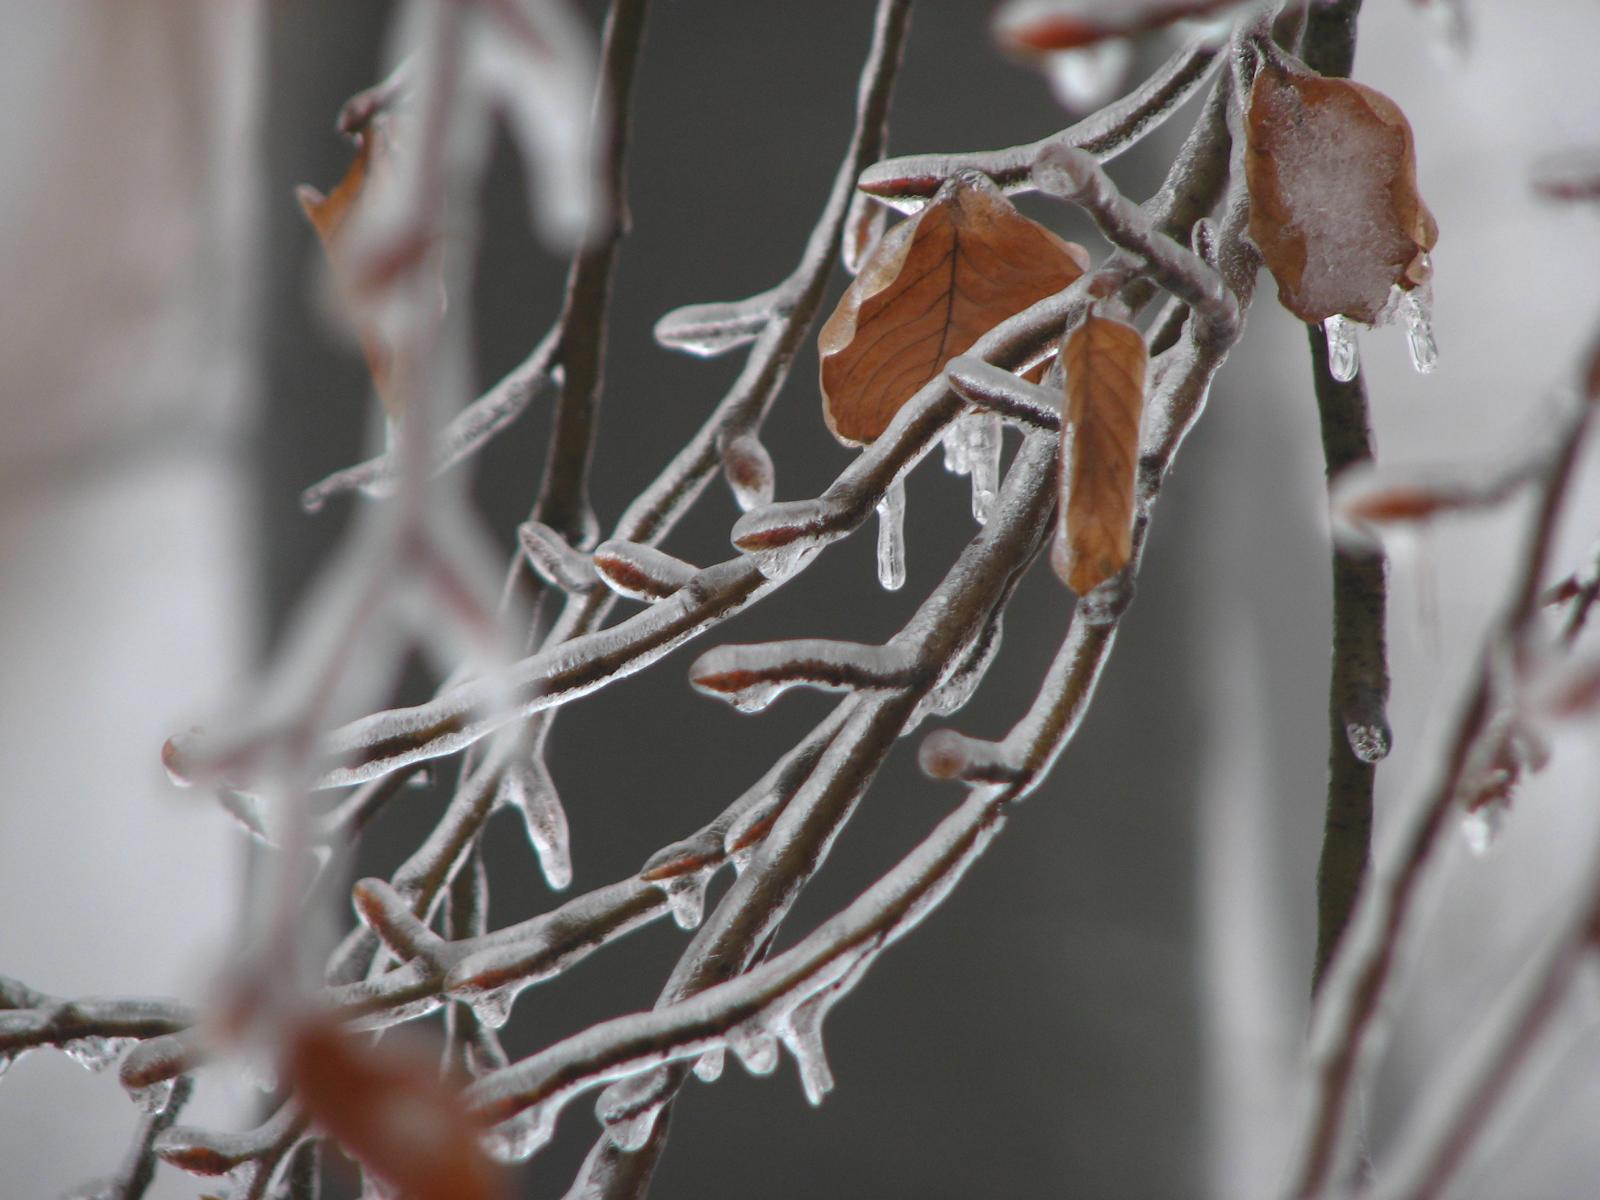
[284,1020,507,1200]
[994,0,1242,52]
[1057,309,1146,595]
[1245,57,1438,324]
[818,170,1089,446]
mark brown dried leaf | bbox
[284,1019,506,1200]
[995,0,1242,52]
[819,171,1089,446]
[297,123,406,417]
[1057,310,1146,594]
[1245,58,1438,324]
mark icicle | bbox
[968,412,1002,524]
[130,1076,176,1115]
[1323,315,1361,383]
[692,1046,726,1083]
[468,985,519,1031]
[726,1021,780,1076]
[62,1036,133,1074]
[498,758,572,891]
[603,1100,664,1153]
[875,479,907,592]
[654,870,710,932]
[481,1103,556,1163]
[1399,279,1438,374]
[1461,801,1506,857]
[773,996,835,1107]
[943,421,972,476]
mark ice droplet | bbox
[1345,721,1392,764]
[693,1046,726,1083]
[469,986,518,1030]
[876,479,907,592]
[130,1076,176,1115]
[603,1100,663,1152]
[481,1104,556,1163]
[773,997,835,1107]
[1400,281,1438,374]
[1324,315,1361,383]
[1461,801,1506,857]
[62,1036,132,1074]
[727,1022,779,1076]
[655,871,709,932]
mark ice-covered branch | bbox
[945,356,1063,431]
[592,540,699,601]
[857,33,1221,211]
[1285,393,1598,1199]
[519,518,601,595]
[154,1104,306,1187]
[0,975,193,1071]
[689,640,919,710]
[1031,143,1239,337]
[1360,852,1600,1200]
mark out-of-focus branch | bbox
[1285,393,1597,1199]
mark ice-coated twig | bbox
[946,356,1063,431]
[154,1103,307,1186]
[1031,143,1239,337]
[298,327,562,511]
[88,1073,196,1200]
[507,437,1059,1176]
[519,519,601,594]
[690,639,919,710]
[0,975,193,1063]
[1359,846,1600,1200]
[1285,390,1598,1200]
[592,540,700,601]
[857,33,1221,211]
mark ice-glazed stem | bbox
[154,1104,307,1180]
[519,519,600,594]
[1286,389,1598,1200]
[857,34,1221,211]
[690,639,918,711]
[0,976,194,1058]
[592,540,699,601]
[946,356,1063,431]
[1032,143,1239,340]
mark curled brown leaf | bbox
[284,1019,506,1200]
[1057,310,1146,595]
[819,170,1089,446]
[1245,57,1438,324]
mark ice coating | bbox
[1246,60,1438,325]
[1461,799,1506,857]
[480,1102,556,1163]
[1345,720,1393,764]
[723,433,776,512]
[602,1099,663,1152]
[772,994,836,1107]
[518,521,599,594]
[653,287,782,358]
[591,540,697,602]
[876,478,907,591]
[1324,315,1361,383]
